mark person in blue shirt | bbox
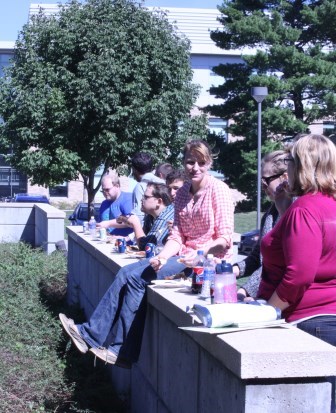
[96,172,133,237]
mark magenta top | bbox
[258,192,336,322]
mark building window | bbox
[208,118,227,141]
[49,182,68,197]
[0,53,12,77]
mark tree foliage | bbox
[0,0,204,203]
[206,0,336,203]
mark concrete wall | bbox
[0,203,65,253]
[67,226,336,413]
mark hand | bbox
[149,256,167,272]
[275,180,289,195]
[232,265,239,276]
[96,221,110,229]
[177,252,197,268]
[166,220,173,235]
[116,214,134,226]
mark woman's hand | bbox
[177,252,197,268]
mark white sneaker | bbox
[59,313,88,354]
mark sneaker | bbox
[59,313,88,354]
[89,347,132,369]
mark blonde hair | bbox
[182,140,216,166]
[290,134,336,198]
[261,150,288,175]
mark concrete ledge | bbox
[147,286,336,379]
[0,203,65,253]
[66,226,336,413]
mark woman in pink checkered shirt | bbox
[151,139,234,270]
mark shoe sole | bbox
[59,313,88,354]
[89,347,132,369]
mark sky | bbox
[0,0,222,42]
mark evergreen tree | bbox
[0,0,204,205]
[207,0,336,203]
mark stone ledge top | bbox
[0,203,65,217]
[147,285,336,380]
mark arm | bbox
[273,206,322,305]
[119,214,146,241]
[210,180,234,255]
[150,238,182,271]
[96,219,128,229]
[132,182,145,224]
[268,290,290,311]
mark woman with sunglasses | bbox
[259,134,336,347]
[233,150,292,299]
[59,139,234,367]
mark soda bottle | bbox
[200,254,216,300]
[221,260,237,303]
[191,250,205,294]
[88,216,97,240]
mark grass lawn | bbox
[234,211,257,234]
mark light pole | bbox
[251,86,268,230]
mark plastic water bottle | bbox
[191,250,205,294]
[213,263,225,304]
[221,260,237,303]
[200,254,216,300]
[88,216,96,240]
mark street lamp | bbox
[251,86,268,230]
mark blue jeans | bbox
[297,316,336,347]
[297,316,336,413]
[77,257,186,362]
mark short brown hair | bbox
[146,183,172,206]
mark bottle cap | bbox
[197,250,204,255]
[215,264,222,273]
[221,261,233,273]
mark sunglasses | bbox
[283,157,294,165]
[261,173,283,187]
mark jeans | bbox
[297,316,336,413]
[297,316,336,347]
[78,257,186,362]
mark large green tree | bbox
[206,0,336,203]
[0,0,204,204]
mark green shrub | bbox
[0,242,125,412]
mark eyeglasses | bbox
[261,173,283,187]
[143,195,156,200]
[100,187,113,193]
[283,157,294,165]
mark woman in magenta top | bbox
[258,134,336,346]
